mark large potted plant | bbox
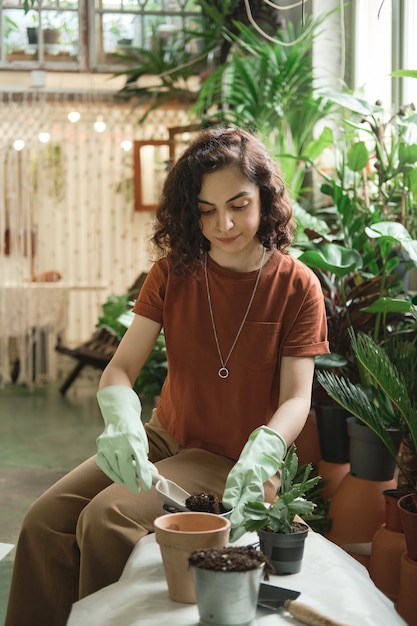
[292,94,417,471]
[317,329,417,547]
[242,444,320,575]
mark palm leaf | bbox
[317,371,402,462]
[318,330,417,486]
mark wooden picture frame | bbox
[133,125,201,212]
[133,140,171,212]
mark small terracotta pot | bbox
[397,551,417,626]
[326,473,397,570]
[398,493,417,560]
[383,489,403,533]
[154,512,230,604]
[369,524,406,601]
[318,459,350,500]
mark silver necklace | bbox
[204,247,266,379]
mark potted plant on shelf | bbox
[242,444,320,575]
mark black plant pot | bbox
[315,403,350,463]
[347,417,402,481]
[257,524,309,575]
[27,27,38,45]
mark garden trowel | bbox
[258,583,348,626]
[152,472,191,511]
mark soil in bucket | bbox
[189,545,273,626]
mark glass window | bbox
[0,0,202,71]
[1,2,79,67]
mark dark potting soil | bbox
[264,520,308,534]
[185,492,222,514]
[185,492,231,515]
[188,545,273,578]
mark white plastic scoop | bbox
[152,472,191,511]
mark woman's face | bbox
[197,166,262,264]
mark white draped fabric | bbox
[0,91,192,385]
[68,531,407,626]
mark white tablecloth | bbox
[0,283,69,385]
[68,532,406,626]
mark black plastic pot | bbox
[347,417,402,481]
[257,524,309,575]
[27,27,38,45]
[315,403,350,463]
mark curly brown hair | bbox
[152,126,295,275]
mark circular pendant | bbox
[218,367,229,379]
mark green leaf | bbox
[366,221,411,242]
[319,91,383,117]
[361,297,417,318]
[298,243,363,277]
[398,142,417,165]
[392,69,417,79]
[347,141,369,172]
[315,353,348,369]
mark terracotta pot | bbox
[397,551,417,625]
[383,489,403,532]
[192,564,265,626]
[326,472,397,570]
[43,28,60,44]
[257,524,309,575]
[153,512,230,604]
[398,493,417,560]
[318,459,350,500]
[369,524,406,601]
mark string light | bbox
[68,111,81,123]
[121,140,132,151]
[13,140,25,151]
[94,119,106,133]
[39,132,51,143]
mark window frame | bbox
[0,0,203,72]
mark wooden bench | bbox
[56,273,148,395]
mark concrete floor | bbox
[0,356,153,626]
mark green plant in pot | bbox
[242,444,320,574]
[317,329,417,559]
[294,225,417,465]
[97,292,168,400]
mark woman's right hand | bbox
[96,385,156,493]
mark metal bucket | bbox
[192,564,264,626]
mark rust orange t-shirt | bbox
[133,250,329,460]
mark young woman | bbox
[6,127,329,626]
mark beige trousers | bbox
[5,412,252,626]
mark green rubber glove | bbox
[96,385,156,493]
[222,426,287,542]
